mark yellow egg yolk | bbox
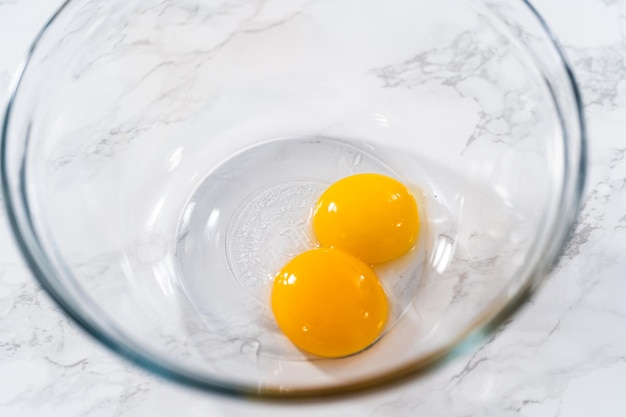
[271,248,388,358]
[313,173,419,264]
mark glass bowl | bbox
[1,0,585,398]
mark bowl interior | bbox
[2,0,584,396]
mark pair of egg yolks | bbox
[271,173,420,358]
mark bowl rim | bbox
[1,0,587,400]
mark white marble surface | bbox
[1,0,626,416]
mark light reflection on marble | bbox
[1,0,626,416]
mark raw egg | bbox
[313,173,419,264]
[271,248,388,358]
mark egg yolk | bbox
[271,248,388,358]
[313,173,419,264]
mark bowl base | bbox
[175,136,427,360]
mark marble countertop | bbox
[1,0,626,415]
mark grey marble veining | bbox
[1,0,626,416]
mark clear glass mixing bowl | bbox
[1,0,585,398]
